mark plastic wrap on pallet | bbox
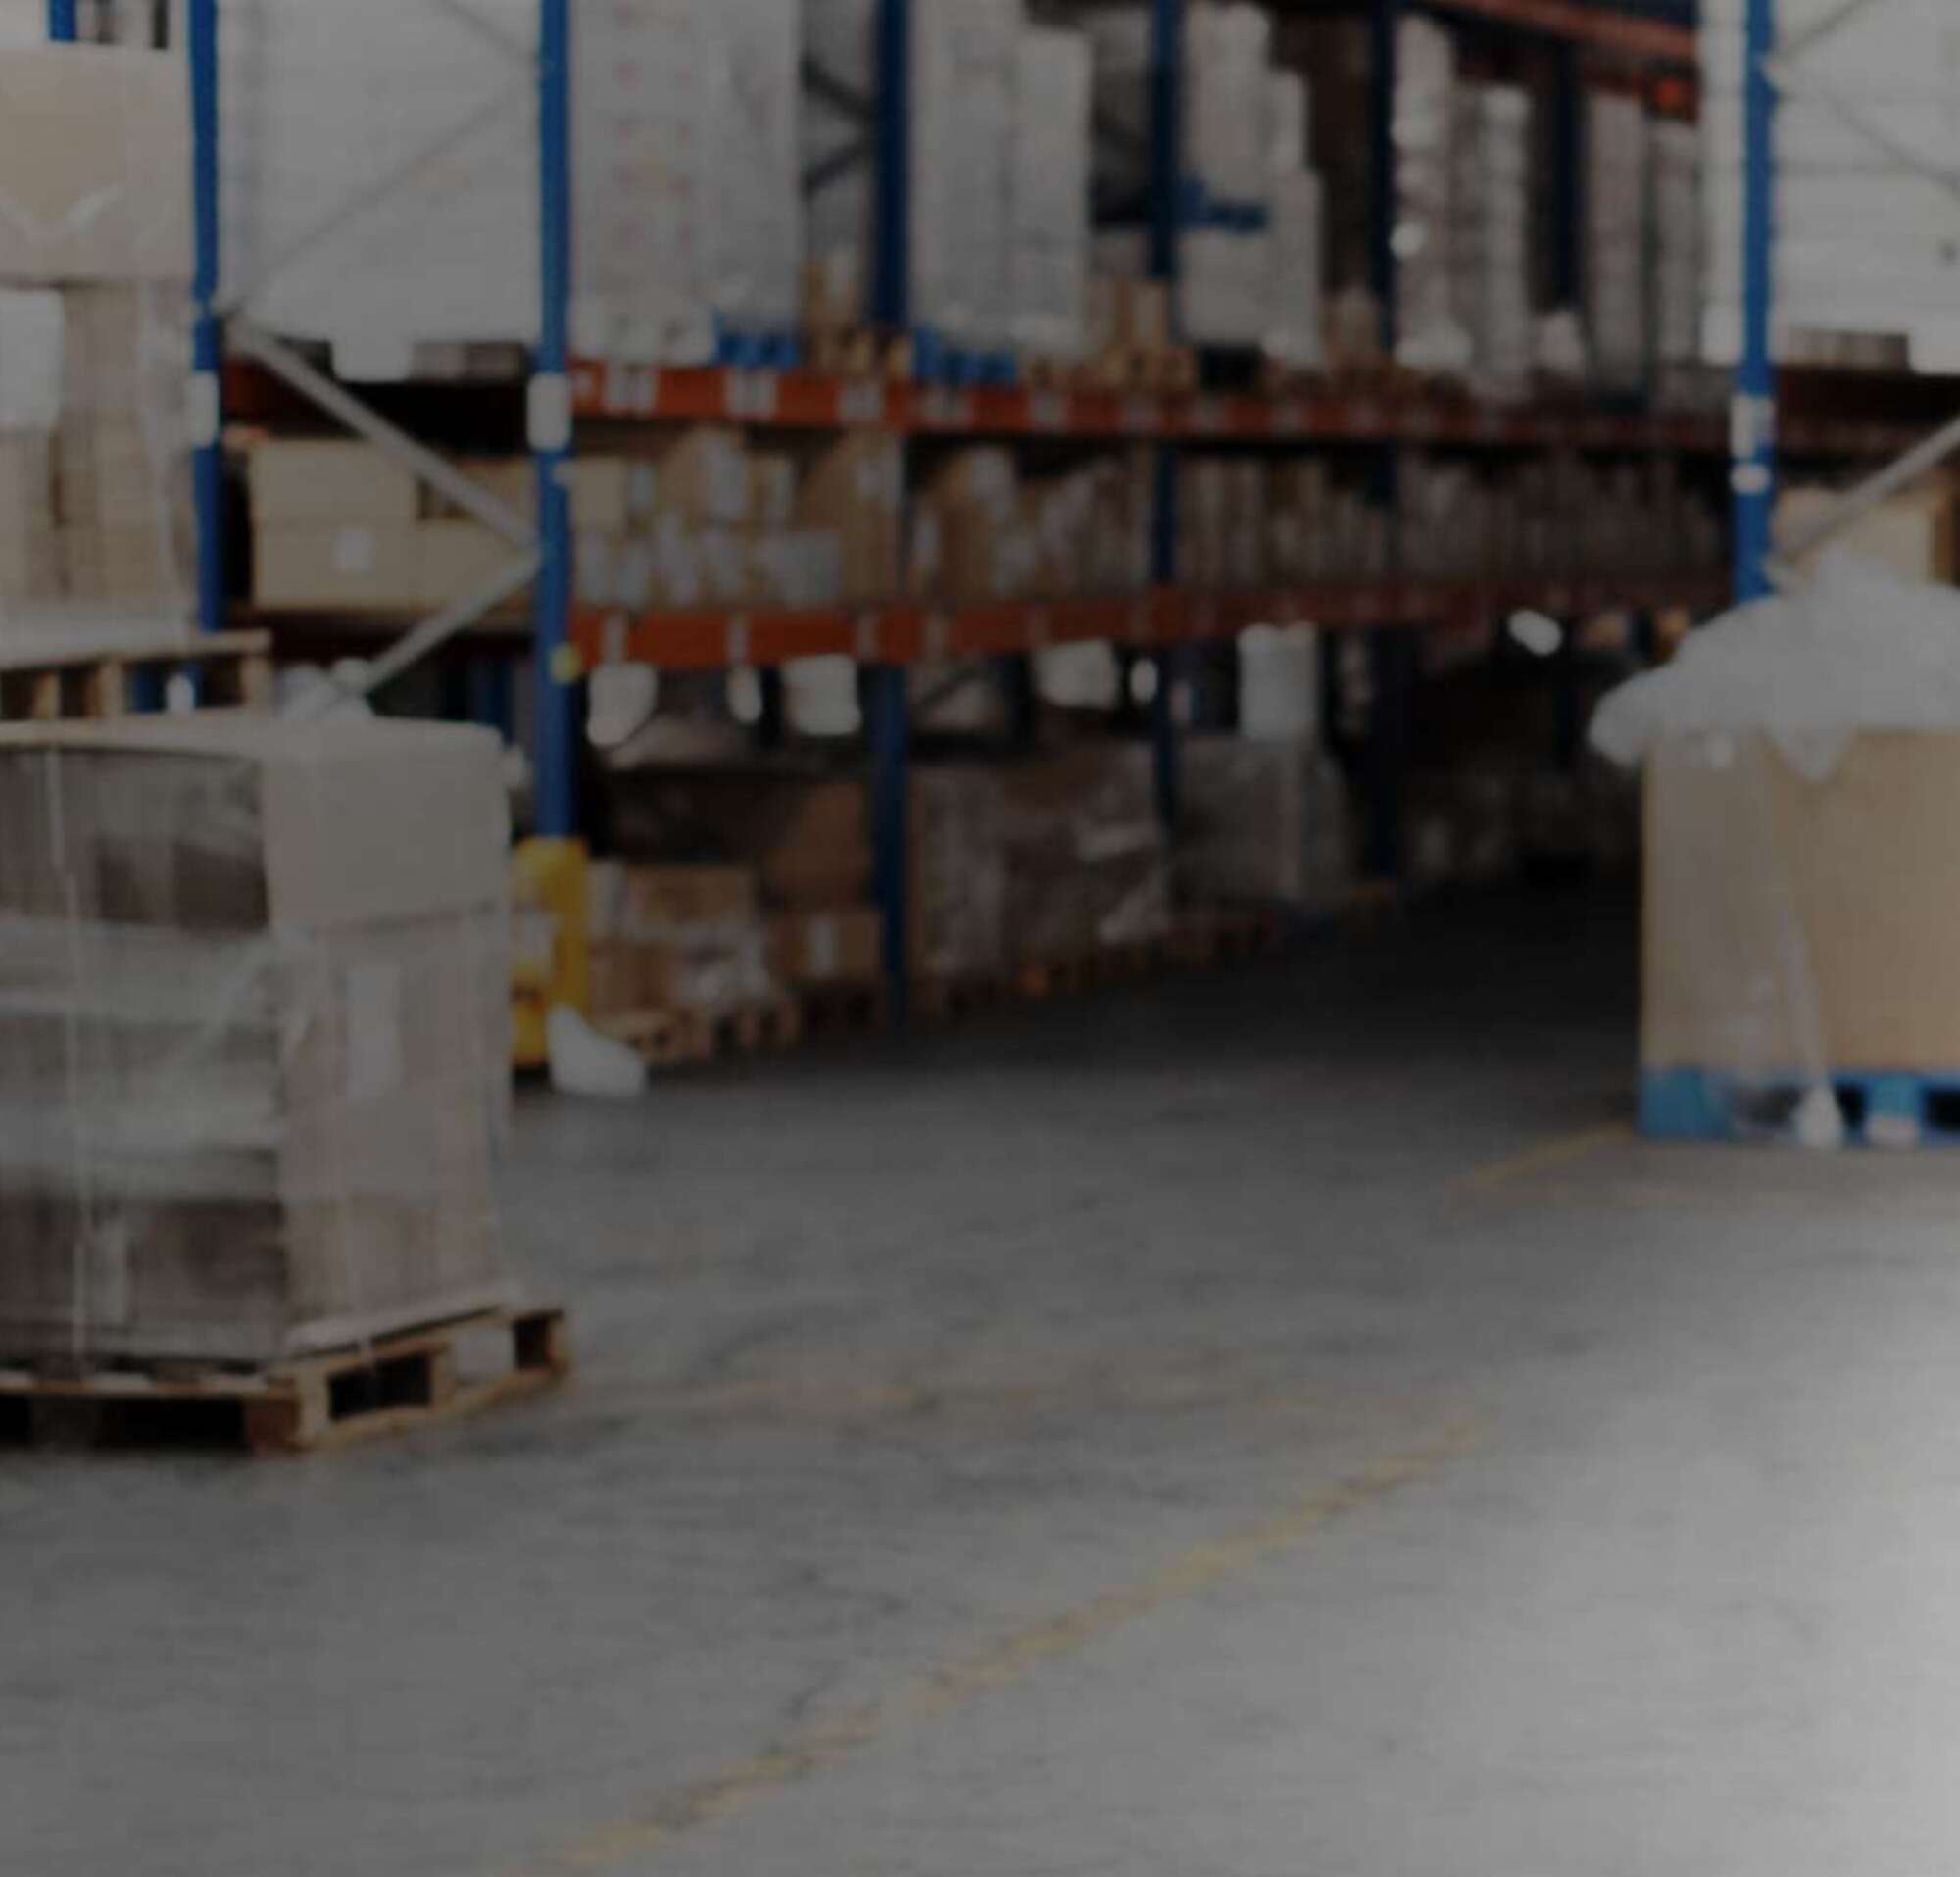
[1011,25,1092,361]
[1000,746,1170,967]
[1450,84,1532,403]
[1586,91,1651,394]
[0,716,515,1365]
[1394,17,1469,374]
[1594,555,1960,1141]
[0,46,194,638]
[217,0,799,365]
[1179,736,1354,912]
[804,0,1020,351]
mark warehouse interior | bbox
[10,0,1960,1871]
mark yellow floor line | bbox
[526,1414,1490,1876]
[1462,1121,1634,1193]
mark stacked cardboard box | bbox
[1267,461,1393,586]
[1587,93,1651,394]
[805,0,1021,351]
[911,447,1152,607]
[1179,737,1355,911]
[216,0,798,367]
[250,429,906,616]
[999,746,1170,967]
[1398,452,1723,581]
[0,716,514,1366]
[1179,458,1271,589]
[55,286,188,606]
[584,863,776,1020]
[1451,86,1533,402]
[1011,26,1093,361]
[0,286,187,615]
[609,766,885,986]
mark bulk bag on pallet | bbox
[1594,553,1960,1146]
[0,716,515,1364]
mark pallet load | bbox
[0,44,192,628]
[804,0,1022,368]
[0,716,517,1366]
[1593,556,1960,1148]
[1089,2,1326,357]
[217,0,800,370]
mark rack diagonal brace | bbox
[218,73,534,321]
[231,321,535,547]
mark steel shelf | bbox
[1422,0,1695,64]
[568,572,1729,673]
[570,361,1927,461]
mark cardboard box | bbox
[0,48,191,283]
[612,771,874,911]
[250,440,422,528]
[1643,732,1960,1075]
[416,519,531,615]
[796,433,903,604]
[769,908,884,986]
[1180,737,1355,909]
[649,427,751,526]
[254,524,420,612]
[0,716,513,1366]
[1776,482,1958,587]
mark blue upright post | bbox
[532,0,578,836]
[1364,0,1407,883]
[872,0,911,332]
[869,665,911,1027]
[1369,0,1401,351]
[46,1,76,40]
[1734,0,1778,603]
[1149,0,1184,832]
[187,0,225,638]
[1549,42,1583,315]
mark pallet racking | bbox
[156,0,1882,1020]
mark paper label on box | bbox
[345,961,405,1104]
[332,527,379,576]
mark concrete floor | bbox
[14,885,1960,1876]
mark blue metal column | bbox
[1733,0,1778,603]
[1364,0,1407,882]
[188,0,225,637]
[531,0,579,836]
[1549,42,1583,314]
[1148,0,1184,831]
[871,1,912,1018]
[46,1,76,40]
[869,665,911,1027]
[872,0,911,332]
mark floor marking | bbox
[1463,1122,1633,1193]
[528,1414,1489,1875]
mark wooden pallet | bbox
[1065,346,1199,394]
[1016,935,1173,1001]
[797,980,892,1041]
[914,973,1013,1027]
[0,629,274,722]
[0,1305,570,1456]
[806,326,914,381]
[1170,908,1285,968]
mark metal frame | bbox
[183,0,565,790]
[1740,0,1960,591]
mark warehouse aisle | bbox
[15,886,1960,1877]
